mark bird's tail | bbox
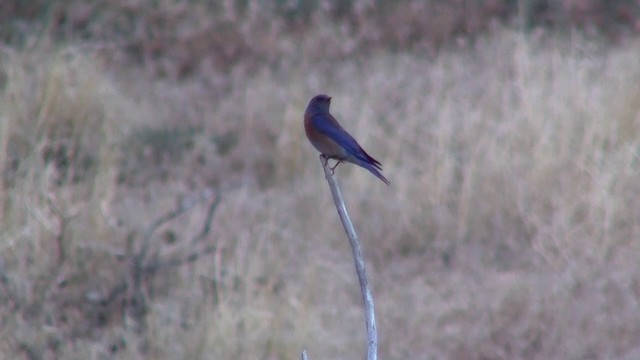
[362,162,390,185]
[347,147,390,185]
[353,154,389,186]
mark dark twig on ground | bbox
[96,188,222,331]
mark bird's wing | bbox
[310,114,362,157]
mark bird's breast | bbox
[304,116,347,158]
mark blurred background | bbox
[2,1,640,359]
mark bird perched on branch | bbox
[304,94,389,185]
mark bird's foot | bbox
[319,155,342,175]
[329,160,342,174]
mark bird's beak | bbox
[328,96,332,101]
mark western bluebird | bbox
[304,94,389,185]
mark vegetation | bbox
[1,1,640,359]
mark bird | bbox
[304,94,389,185]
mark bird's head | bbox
[306,94,332,116]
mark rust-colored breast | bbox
[304,114,347,159]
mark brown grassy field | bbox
[2,3,640,359]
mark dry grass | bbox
[2,25,640,359]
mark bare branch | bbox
[320,156,378,360]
